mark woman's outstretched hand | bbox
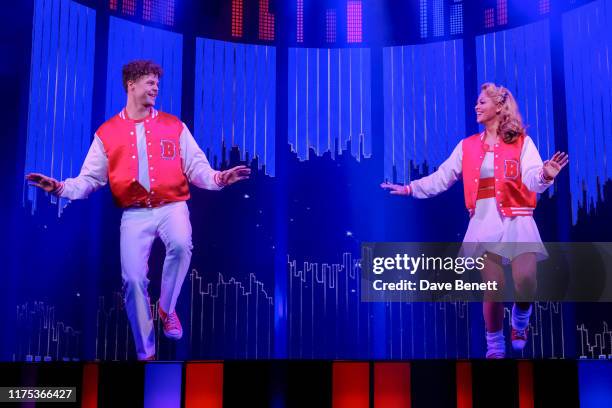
[218,165,251,186]
[542,151,569,180]
[380,181,411,196]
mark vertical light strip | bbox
[144,363,182,408]
[305,49,309,158]
[259,0,275,41]
[433,0,444,37]
[401,47,406,182]
[232,0,244,37]
[264,47,268,168]
[328,49,331,151]
[253,46,258,159]
[185,363,223,408]
[579,361,612,407]
[333,362,370,408]
[373,363,411,407]
[122,0,136,15]
[450,3,464,35]
[295,48,299,155]
[360,49,364,150]
[317,49,320,154]
[297,0,304,42]
[497,0,508,25]
[338,50,341,153]
[420,0,428,38]
[326,9,337,43]
[485,8,495,28]
[518,361,535,408]
[456,362,472,408]
[349,50,352,150]
[81,363,99,408]
[390,49,395,168]
[141,0,175,26]
[347,1,363,43]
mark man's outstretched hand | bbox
[26,173,60,193]
[218,165,251,186]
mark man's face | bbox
[128,73,159,107]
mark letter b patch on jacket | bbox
[160,140,176,160]
[504,159,519,179]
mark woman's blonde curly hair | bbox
[480,82,525,144]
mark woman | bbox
[381,83,568,358]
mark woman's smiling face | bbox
[474,91,498,125]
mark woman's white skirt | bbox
[460,197,548,263]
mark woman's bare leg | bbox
[480,252,506,358]
[510,252,537,350]
[481,252,505,332]
[511,252,537,308]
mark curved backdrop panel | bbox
[383,39,466,184]
[194,39,276,175]
[563,0,612,224]
[23,0,96,215]
[288,47,372,162]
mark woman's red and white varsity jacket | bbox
[408,132,554,217]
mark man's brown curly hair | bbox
[122,60,163,92]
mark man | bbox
[26,60,250,360]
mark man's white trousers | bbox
[120,201,192,360]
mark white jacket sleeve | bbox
[520,135,554,193]
[409,140,463,198]
[180,123,223,191]
[56,135,108,200]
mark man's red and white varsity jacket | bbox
[55,108,224,207]
[96,109,190,208]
